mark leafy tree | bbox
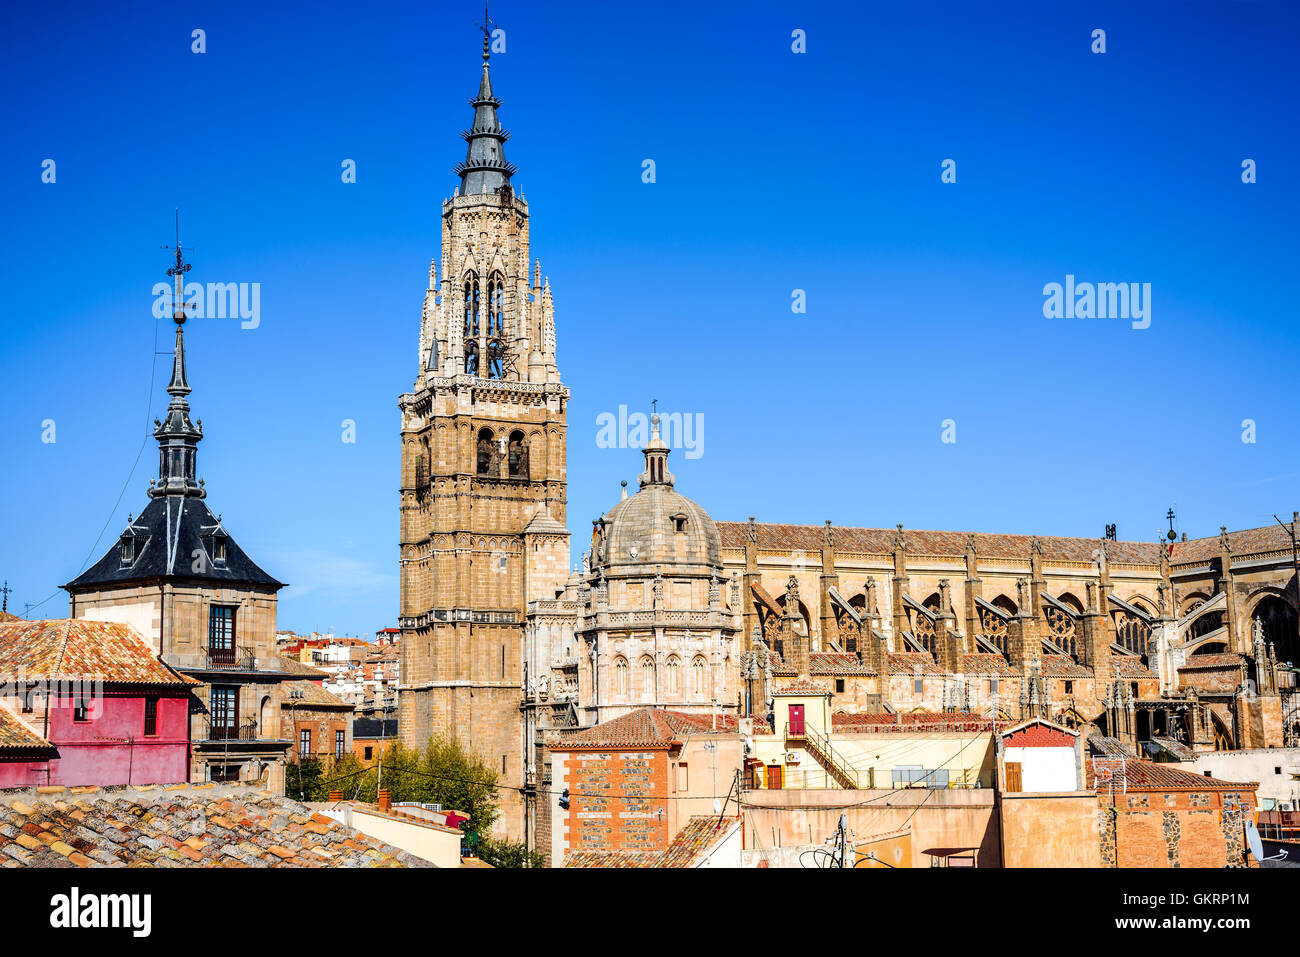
[479,836,545,869]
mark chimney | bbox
[327,789,343,802]
[378,788,392,813]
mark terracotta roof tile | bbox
[1038,655,1093,677]
[0,620,195,686]
[961,653,1017,676]
[279,680,353,710]
[1111,656,1157,679]
[1087,758,1258,794]
[832,711,1009,733]
[549,708,737,751]
[0,787,429,867]
[773,679,832,696]
[564,850,659,868]
[887,652,943,675]
[0,708,53,751]
[1178,653,1246,671]
[718,522,1160,563]
[809,653,875,676]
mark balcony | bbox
[205,645,256,671]
[207,718,260,742]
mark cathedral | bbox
[400,31,1300,851]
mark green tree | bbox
[479,835,545,869]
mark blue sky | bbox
[1,1,1297,636]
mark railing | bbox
[782,722,860,788]
[206,645,256,670]
[209,718,260,741]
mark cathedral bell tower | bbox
[397,25,570,841]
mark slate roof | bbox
[1087,758,1257,794]
[0,620,195,686]
[549,708,737,751]
[280,680,353,710]
[65,495,281,591]
[0,785,432,867]
[0,709,53,752]
[719,519,1297,565]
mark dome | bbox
[592,412,722,576]
[600,484,721,574]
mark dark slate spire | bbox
[149,234,205,499]
[453,22,516,194]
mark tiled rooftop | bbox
[809,653,875,676]
[0,709,52,752]
[564,816,737,868]
[961,653,1018,676]
[832,711,1008,734]
[1087,758,1258,793]
[0,619,195,686]
[1039,655,1093,678]
[0,783,430,868]
[280,680,353,710]
[550,708,738,751]
[1178,653,1246,671]
[1111,656,1158,679]
[718,520,1296,566]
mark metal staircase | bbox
[787,723,859,789]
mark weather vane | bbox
[161,210,195,323]
[478,2,495,45]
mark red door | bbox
[788,704,805,736]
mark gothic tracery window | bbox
[666,657,680,695]
[641,657,655,696]
[1114,611,1151,657]
[465,340,479,376]
[692,657,706,696]
[614,657,628,695]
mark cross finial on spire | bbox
[161,209,193,327]
[0,580,11,614]
[478,2,494,62]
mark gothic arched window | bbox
[640,657,655,696]
[692,657,706,696]
[487,271,505,338]
[1114,611,1150,657]
[463,274,480,338]
[465,340,479,376]
[1253,595,1299,666]
[476,428,495,476]
[614,657,628,695]
[666,657,680,695]
[507,430,527,478]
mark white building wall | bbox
[1005,745,1077,792]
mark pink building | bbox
[0,619,195,787]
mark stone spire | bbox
[149,234,205,499]
[454,20,516,195]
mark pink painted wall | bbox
[0,691,190,787]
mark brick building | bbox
[281,680,355,765]
[545,708,742,867]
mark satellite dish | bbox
[1245,819,1264,860]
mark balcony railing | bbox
[206,645,256,670]
[208,718,260,742]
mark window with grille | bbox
[335,730,346,759]
[144,697,158,736]
[300,729,311,755]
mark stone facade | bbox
[397,41,568,841]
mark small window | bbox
[502,754,507,773]
[913,678,924,694]
[1204,771,1213,777]
[210,764,241,783]
[144,697,158,736]
[364,746,373,761]
[335,730,346,760]
[672,515,687,533]
[300,729,311,755]
[20,689,34,714]
[990,679,999,694]
[1276,767,1283,775]
[1063,680,1073,694]
[835,679,845,693]
[119,537,135,566]
[74,698,90,722]
[213,537,228,564]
